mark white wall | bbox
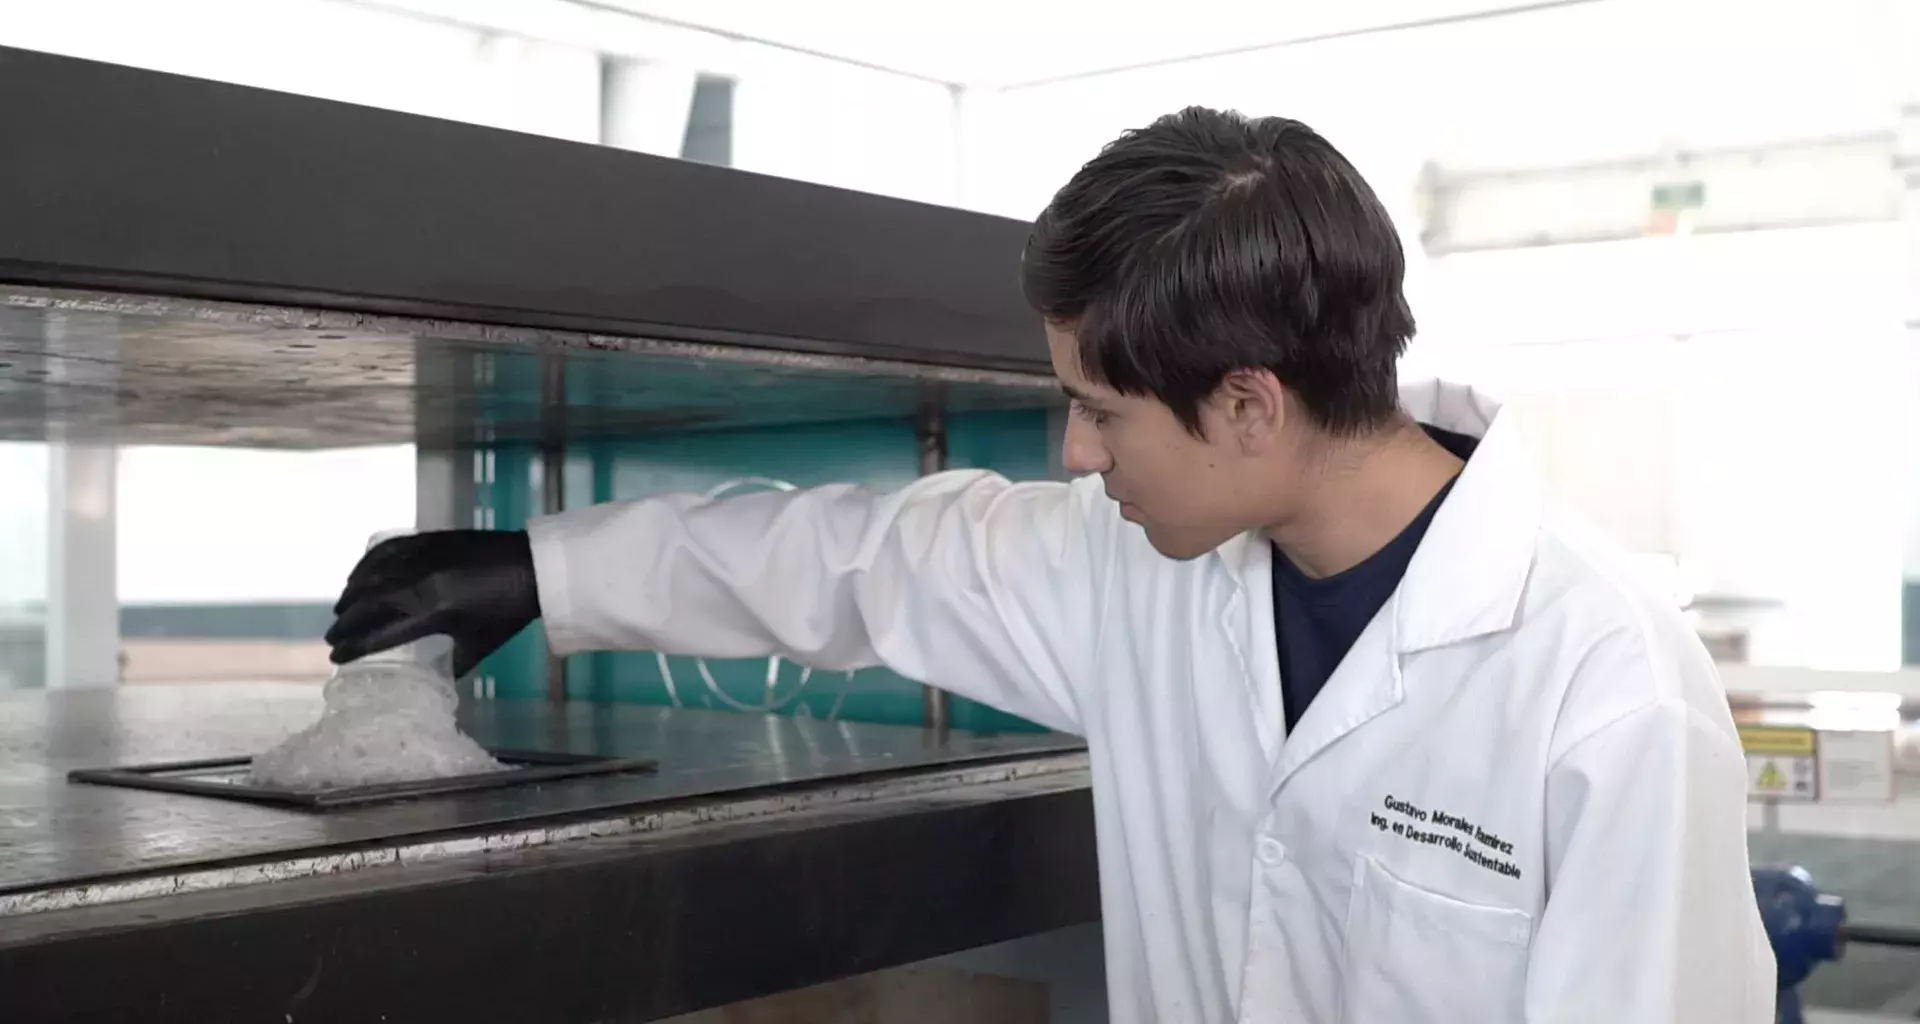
[0,444,50,607]
[963,1,1916,670]
[960,30,1439,220]
[1411,0,1903,170]
[115,446,417,604]
[4,0,604,142]
[729,44,960,207]
[1407,226,1910,670]
[5,0,967,206]
[959,0,1909,267]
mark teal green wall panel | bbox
[475,443,555,697]
[478,409,1058,735]
[946,409,1057,481]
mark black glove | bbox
[325,530,541,679]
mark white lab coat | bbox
[527,379,1776,1023]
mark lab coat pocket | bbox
[1340,852,1531,1024]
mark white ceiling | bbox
[592,0,1587,86]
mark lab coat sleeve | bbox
[523,470,1112,734]
[1524,695,1776,1023]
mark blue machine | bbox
[1753,867,1847,1024]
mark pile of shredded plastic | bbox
[250,657,502,790]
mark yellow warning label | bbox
[1739,725,1816,756]
[1747,751,1818,802]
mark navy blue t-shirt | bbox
[1273,427,1477,731]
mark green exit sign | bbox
[1651,181,1706,211]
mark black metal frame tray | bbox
[67,749,659,810]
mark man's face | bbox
[1047,322,1271,560]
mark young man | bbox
[328,108,1774,1022]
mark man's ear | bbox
[1212,369,1287,450]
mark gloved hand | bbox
[325,530,541,679]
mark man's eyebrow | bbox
[1061,384,1096,404]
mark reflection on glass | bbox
[0,443,49,690]
[116,445,416,686]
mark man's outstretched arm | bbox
[330,471,1113,734]
[528,471,1111,733]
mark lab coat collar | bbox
[1391,380,1541,652]
[1215,378,1541,653]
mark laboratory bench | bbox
[0,684,1099,1023]
[12,684,1920,1023]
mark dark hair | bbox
[1021,106,1414,436]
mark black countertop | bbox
[1,682,1084,904]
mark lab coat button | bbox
[1256,837,1286,865]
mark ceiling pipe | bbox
[993,0,1608,92]
[338,0,1609,92]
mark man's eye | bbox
[1072,401,1110,426]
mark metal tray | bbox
[66,749,659,810]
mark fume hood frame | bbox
[0,45,1047,376]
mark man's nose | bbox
[1060,417,1112,475]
